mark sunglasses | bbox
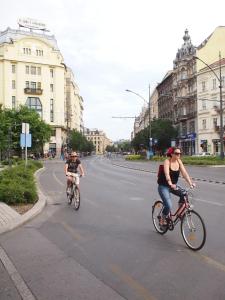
[71,155,77,157]
[174,152,181,155]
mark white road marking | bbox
[0,246,36,300]
[120,180,135,186]
[195,198,225,207]
[53,171,64,186]
[129,197,145,201]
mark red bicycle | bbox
[152,187,206,251]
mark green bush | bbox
[125,154,143,160]
[0,160,42,205]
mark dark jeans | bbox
[158,185,186,216]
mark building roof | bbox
[0,27,59,50]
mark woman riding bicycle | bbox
[65,151,85,194]
[158,147,195,225]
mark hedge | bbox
[0,160,43,205]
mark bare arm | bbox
[78,164,85,176]
[64,163,68,174]
[179,159,194,187]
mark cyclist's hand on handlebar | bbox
[170,184,177,190]
[190,182,196,188]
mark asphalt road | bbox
[0,156,225,300]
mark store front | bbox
[179,133,196,155]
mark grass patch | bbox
[0,160,43,205]
[126,155,225,165]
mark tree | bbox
[131,119,178,154]
[0,106,52,159]
[69,130,94,153]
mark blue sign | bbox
[20,134,32,147]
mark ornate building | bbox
[84,128,112,154]
[0,19,84,156]
[173,29,197,155]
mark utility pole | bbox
[219,52,224,159]
[148,84,152,155]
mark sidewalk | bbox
[0,168,47,235]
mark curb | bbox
[111,162,225,186]
[0,167,47,235]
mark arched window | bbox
[181,68,187,80]
[26,97,42,117]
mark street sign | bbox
[20,134,32,147]
[22,123,29,134]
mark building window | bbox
[26,65,29,74]
[37,82,41,89]
[31,82,36,89]
[50,69,54,78]
[26,97,42,117]
[189,121,195,133]
[51,129,56,136]
[213,118,217,127]
[50,99,54,122]
[202,119,206,130]
[202,100,206,110]
[12,80,16,89]
[201,81,206,92]
[12,65,16,74]
[31,66,36,75]
[37,67,41,75]
[25,81,29,88]
[212,78,217,90]
[221,76,225,87]
[36,49,43,56]
[12,96,16,109]
[181,68,187,80]
[23,48,31,55]
[50,84,54,92]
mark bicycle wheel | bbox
[73,187,80,211]
[181,210,206,251]
[152,201,168,235]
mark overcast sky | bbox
[1,0,225,141]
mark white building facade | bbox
[0,21,84,156]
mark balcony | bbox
[24,88,43,95]
[214,125,225,132]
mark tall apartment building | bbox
[65,67,84,133]
[172,29,197,155]
[0,19,84,156]
[84,128,112,154]
[196,26,225,154]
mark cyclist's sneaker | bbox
[66,187,71,195]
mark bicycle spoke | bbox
[181,210,206,251]
[152,201,168,235]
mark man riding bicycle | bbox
[65,151,85,194]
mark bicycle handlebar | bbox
[66,172,83,178]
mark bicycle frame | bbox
[167,194,192,229]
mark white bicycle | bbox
[66,172,82,210]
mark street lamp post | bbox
[125,87,152,156]
[194,53,224,159]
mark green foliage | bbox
[181,156,225,165]
[69,130,94,153]
[125,154,142,160]
[131,119,178,153]
[0,106,52,159]
[0,160,42,205]
[106,145,116,152]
